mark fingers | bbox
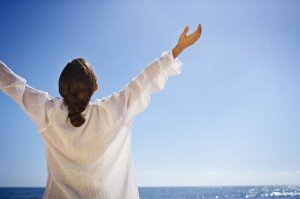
[198,24,202,35]
[181,25,189,37]
[191,24,202,38]
[196,24,202,39]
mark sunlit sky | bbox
[0,1,299,187]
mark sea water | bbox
[0,186,299,199]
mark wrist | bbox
[172,44,185,59]
[175,43,185,52]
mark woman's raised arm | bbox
[100,24,202,125]
[0,60,54,132]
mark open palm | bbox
[178,24,202,49]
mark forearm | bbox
[107,50,183,123]
[172,44,185,59]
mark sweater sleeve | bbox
[0,60,53,132]
[100,50,183,124]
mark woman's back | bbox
[41,98,139,198]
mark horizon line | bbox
[1,184,299,188]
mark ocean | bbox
[0,186,299,199]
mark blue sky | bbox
[0,0,299,187]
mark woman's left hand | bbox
[172,24,202,58]
[178,24,202,50]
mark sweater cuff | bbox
[0,60,27,89]
[161,50,183,76]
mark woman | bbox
[0,24,202,199]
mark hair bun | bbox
[68,112,86,127]
[67,102,86,127]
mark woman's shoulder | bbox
[91,95,111,107]
[48,96,63,106]
[91,95,124,121]
[45,97,64,114]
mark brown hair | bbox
[59,58,98,127]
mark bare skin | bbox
[172,24,202,59]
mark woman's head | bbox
[59,58,98,127]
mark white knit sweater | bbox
[0,50,183,199]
